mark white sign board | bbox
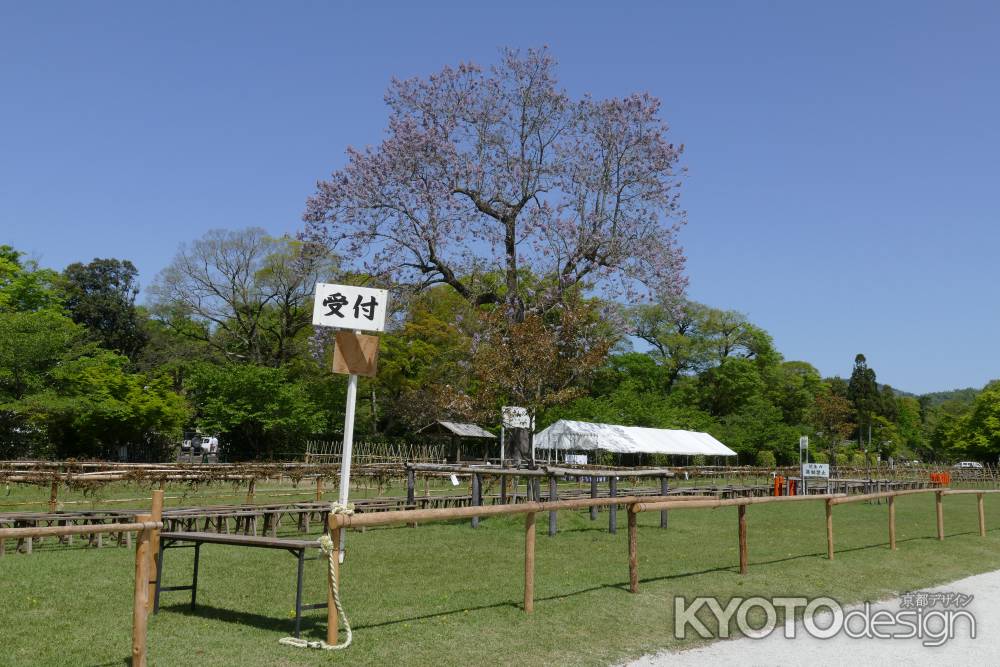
[565,454,588,465]
[802,463,830,478]
[312,283,389,332]
[502,406,532,429]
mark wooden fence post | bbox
[406,468,417,528]
[48,479,59,513]
[825,498,834,560]
[628,506,638,593]
[936,490,944,540]
[978,493,986,537]
[888,495,896,550]
[590,477,598,520]
[316,477,324,501]
[524,512,536,613]
[548,475,558,537]
[738,504,748,575]
[132,514,152,667]
[609,476,618,535]
[328,524,341,644]
[147,490,164,612]
[659,475,669,529]
[471,473,481,528]
[245,478,256,505]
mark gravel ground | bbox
[625,568,998,666]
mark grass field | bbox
[3,491,1000,666]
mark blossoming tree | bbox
[304,47,687,322]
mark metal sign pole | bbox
[338,370,358,563]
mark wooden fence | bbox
[325,486,1000,645]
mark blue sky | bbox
[2,1,997,393]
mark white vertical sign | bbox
[312,283,388,332]
[312,282,389,562]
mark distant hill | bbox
[888,385,981,406]
[917,387,981,407]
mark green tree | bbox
[0,309,187,458]
[185,363,326,460]
[768,361,824,425]
[696,357,765,416]
[150,228,336,366]
[847,353,878,441]
[810,391,855,469]
[63,258,148,358]
[0,245,62,313]
[956,381,1000,461]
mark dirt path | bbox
[624,568,998,666]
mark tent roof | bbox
[417,421,496,439]
[533,420,737,456]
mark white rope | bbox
[279,503,355,650]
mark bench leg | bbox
[154,541,165,613]
[191,543,201,610]
[294,550,305,638]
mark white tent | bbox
[533,419,737,457]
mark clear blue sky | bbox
[2,1,997,394]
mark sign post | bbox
[799,436,809,495]
[313,283,388,562]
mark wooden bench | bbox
[152,531,327,637]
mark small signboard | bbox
[312,283,389,332]
[802,462,830,478]
[799,436,809,451]
[502,406,532,429]
[332,331,380,377]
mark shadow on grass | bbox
[153,527,998,637]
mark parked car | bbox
[953,461,984,469]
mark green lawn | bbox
[3,492,1000,666]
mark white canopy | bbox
[533,420,737,457]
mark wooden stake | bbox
[147,490,164,612]
[936,490,944,540]
[608,476,618,535]
[628,507,638,593]
[888,495,896,551]
[978,493,986,537]
[548,475,558,537]
[48,479,59,513]
[245,478,256,505]
[590,477,598,520]
[316,477,324,501]
[659,476,669,529]
[132,514,152,667]
[825,498,834,560]
[524,512,536,613]
[328,527,340,644]
[738,504,748,575]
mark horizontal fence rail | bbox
[320,485,999,646]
